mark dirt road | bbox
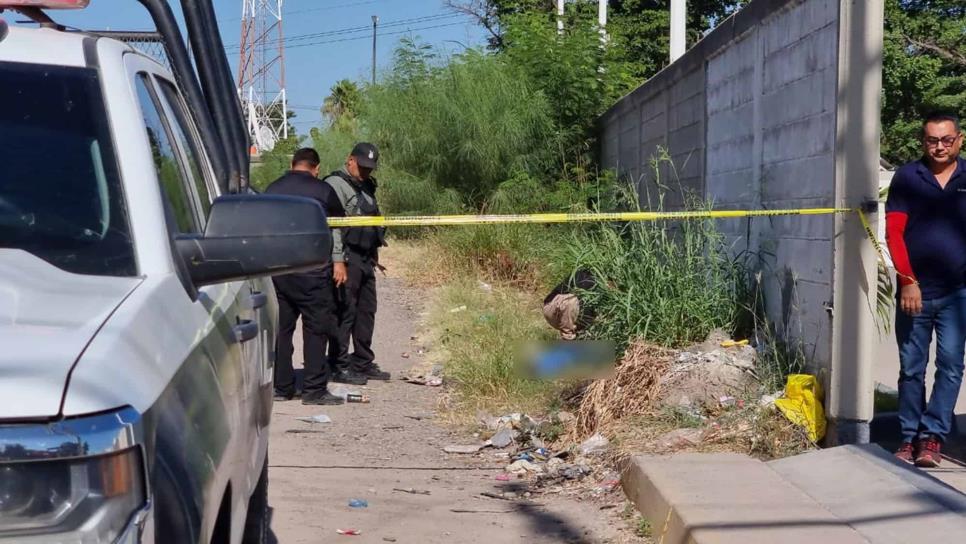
[267,273,638,543]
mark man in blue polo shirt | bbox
[885,112,965,467]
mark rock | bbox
[650,428,704,451]
[555,411,576,424]
[444,444,483,454]
[506,459,543,473]
[579,433,610,456]
[488,428,519,449]
[546,457,566,476]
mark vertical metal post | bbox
[371,15,379,85]
[670,0,686,62]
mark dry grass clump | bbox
[572,341,675,439]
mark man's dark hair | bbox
[292,147,320,167]
[922,111,961,134]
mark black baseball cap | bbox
[351,142,379,169]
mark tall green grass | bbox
[364,50,558,204]
[564,193,752,351]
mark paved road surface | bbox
[267,273,637,543]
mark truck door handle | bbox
[233,320,258,343]
[249,292,268,310]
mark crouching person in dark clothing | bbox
[264,148,346,405]
[543,269,597,340]
[324,143,390,383]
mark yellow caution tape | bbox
[326,207,854,228]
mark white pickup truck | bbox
[0,2,329,543]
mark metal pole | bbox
[371,15,378,85]
[670,0,686,62]
[557,0,564,34]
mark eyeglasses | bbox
[924,134,961,148]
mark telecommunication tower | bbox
[237,0,287,153]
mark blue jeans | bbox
[895,287,966,443]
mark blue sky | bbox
[34,0,488,134]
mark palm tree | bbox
[322,79,362,124]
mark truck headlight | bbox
[0,447,145,543]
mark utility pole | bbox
[371,15,378,85]
[557,0,564,34]
[670,0,686,62]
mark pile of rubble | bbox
[442,412,613,486]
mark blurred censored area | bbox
[518,340,616,380]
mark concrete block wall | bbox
[599,0,845,373]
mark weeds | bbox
[566,195,751,351]
[427,278,561,417]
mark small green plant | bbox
[636,517,653,538]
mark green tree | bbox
[881,0,965,164]
[322,79,363,131]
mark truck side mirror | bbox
[175,194,331,287]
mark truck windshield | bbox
[0,61,136,277]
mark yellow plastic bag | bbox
[774,374,826,443]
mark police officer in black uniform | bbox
[324,143,390,383]
[264,148,362,405]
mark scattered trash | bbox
[403,375,443,387]
[775,374,826,442]
[562,465,591,480]
[296,414,332,424]
[579,433,609,456]
[478,314,494,323]
[495,473,512,481]
[346,393,370,403]
[401,352,411,359]
[599,504,618,510]
[506,460,543,473]
[650,428,704,451]
[448,305,467,313]
[481,491,514,501]
[383,538,397,543]
[720,339,749,348]
[488,428,518,449]
[444,444,483,454]
[393,488,431,495]
[336,529,361,536]
[719,395,737,407]
[478,281,493,292]
[348,499,368,508]
[759,390,782,408]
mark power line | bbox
[222,0,386,23]
[278,21,472,51]
[224,12,465,50]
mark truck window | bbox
[0,62,136,277]
[155,78,214,219]
[135,74,200,234]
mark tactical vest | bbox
[329,170,386,254]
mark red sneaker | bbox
[915,437,942,468]
[894,442,916,463]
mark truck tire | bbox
[241,457,270,544]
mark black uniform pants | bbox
[273,270,339,399]
[335,251,378,372]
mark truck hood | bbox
[0,251,141,420]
